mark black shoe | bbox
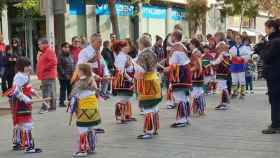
[215,104,228,110]
[239,95,245,100]
[262,126,280,134]
[12,144,22,151]
[25,147,42,153]
[170,122,186,128]
[94,128,105,134]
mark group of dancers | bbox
[4,25,252,157]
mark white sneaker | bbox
[73,152,87,157]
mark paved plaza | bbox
[1,81,280,158]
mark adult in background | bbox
[262,19,280,134]
[57,42,74,107]
[101,40,115,75]
[126,38,138,59]
[226,29,236,49]
[101,40,115,96]
[0,35,6,93]
[152,35,164,62]
[1,45,18,92]
[70,36,82,65]
[11,38,25,57]
[1,38,24,91]
[37,38,58,114]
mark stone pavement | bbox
[1,81,280,158]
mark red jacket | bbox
[71,46,82,64]
[36,47,57,80]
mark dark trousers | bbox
[1,75,13,93]
[227,76,232,95]
[267,80,280,128]
[59,79,72,105]
[245,76,253,91]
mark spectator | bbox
[0,35,6,93]
[126,38,138,59]
[11,38,25,57]
[70,36,82,65]
[36,38,58,114]
[110,33,117,46]
[245,58,256,94]
[102,40,115,75]
[262,19,280,134]
[226,29,236,48]
[1,45,17,92]
[57,42,74,107]
[206,34,213,41]
[152,35,164,62]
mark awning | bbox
[227,27,265,37]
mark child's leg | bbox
[87,127,97,154]
[231,73,238,96]
[245,76,249,91]
[138,107,159,139]
[75,127,89,156]
[249,76,253,91]
[239,72,246,97]
[171,91,190,127]
[20,123,42,153]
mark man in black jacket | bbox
[262,19,280,134]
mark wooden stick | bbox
[32,97,51,103]
[32,90,51,108]
[157,63,165,69]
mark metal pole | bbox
[46,0,55,49]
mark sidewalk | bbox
[1,81,279,158]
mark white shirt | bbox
[229,45,251,62]
[169,51,191,65]
[77,45,96,65]
[115,52,129,72]
[13,72,32,103]
[77,45,110,76]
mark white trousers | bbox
[231,72,245,85]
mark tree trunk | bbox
[108,0,120,39]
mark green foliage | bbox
[15,0,40,15]
[0,0,6,13]
[219,0,259,18]
[186,0,209,35]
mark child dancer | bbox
[136,35,162,139]
[5,57,44,153]
[211,42,231,110]
[189,39,206,116]
[202,45,216,95]
[229,34,251,99]
[69,64,101,157]
[112,40,136,123]
[168,31,192,128]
